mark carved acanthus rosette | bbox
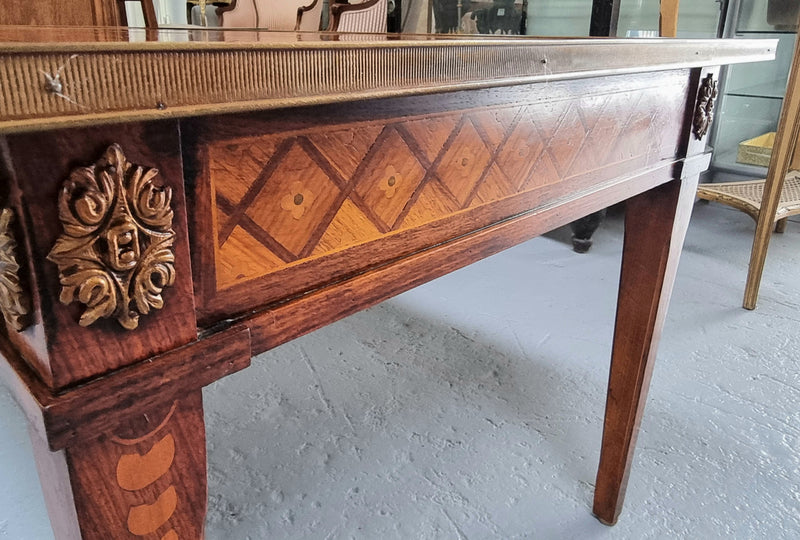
[0,208,31,332]
[47,144,176,330]
[693,74,718,140]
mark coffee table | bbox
[0,27,774,538]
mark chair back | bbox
[298,0,324,31]
[219,0,258,27]
[219,0,322,31]
[331,0,387,33]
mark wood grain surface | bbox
[0,0,121,26]
[592,171,699,524]
[0,325,251,450]
[0,39,745,536]
[243,157,702,356]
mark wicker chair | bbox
[696,31,800,309]
[218,0,323,31]
[697,172,800,233]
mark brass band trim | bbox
[0,38,774,134]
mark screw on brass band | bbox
[693,73,718,140]
[0,208,31,332]
[47,144,176,330]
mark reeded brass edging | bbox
[0,39,775,134]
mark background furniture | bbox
[708,0,798,179]
[659,0,679,37]
[430,0,526,35]
[697,28,800,309]
[329,0,388,32]
[697,171,800,234]
[0,0,125,26]
[117,0,158,28]
[218,0,322,30]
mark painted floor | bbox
[1,201,799,539]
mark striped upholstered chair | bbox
[328,0,387,33]
[218,0,323,31]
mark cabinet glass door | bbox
[710,0,798,177]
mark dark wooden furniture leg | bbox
[593,173,698,524]
[590,0,620,36]
[569,209,607,253]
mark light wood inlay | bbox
[206,77,686,295]
[127,486,178,536]
[116,434,176,491]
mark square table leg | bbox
[593,174,699,524]
[29,392,208,540]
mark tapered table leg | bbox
[593,175,698,525]
[30,392,207,540]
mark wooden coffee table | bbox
[0,27,774,539]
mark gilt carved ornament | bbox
[693,73,718,140]
[47,144,176,330]
[0,208,31,332]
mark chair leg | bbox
[775,217,788,233]
[659,0,680,38]
[744,31,800,310]
[569,209,607,253]
[140,0,158,29]
[743,210,776,310]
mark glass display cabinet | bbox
[709,0,798,179]
[518,0,795,182]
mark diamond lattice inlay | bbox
[496,112,545,191]
[205,76,690,294]
[548,104,589,177]
[435,118,492,207]
[245,140,343,258]
[354,128,426,231]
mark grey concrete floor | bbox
[2,201,799,539]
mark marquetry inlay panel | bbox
[207,79,687,294]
